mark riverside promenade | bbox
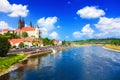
[8,45,72,54]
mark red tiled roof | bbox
[3,28,8,31]
[9,39,25,44]
[21,27,35,31]
[15,29,21,32]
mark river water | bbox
[1,46,120,80]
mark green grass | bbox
[0,53,28,73]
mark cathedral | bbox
[0,17,41,38]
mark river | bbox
[1,46,120,80]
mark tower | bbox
[18,17,22,29]
[18,17,25,29]
[21,18,25,28]
[30,21,33,27]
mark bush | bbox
[19,42,24,48]
[0,36,11,57]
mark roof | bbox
[21,27,35,31]
[9,39,25,44]
[9,38,34,45]
[3,28,8,31]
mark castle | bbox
[0,17,41,38]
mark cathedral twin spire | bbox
[18,17,33,29]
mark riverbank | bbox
[103,44,120,52]
[0,50,52,77]
[0,46,71,77]
[0,53,28,76]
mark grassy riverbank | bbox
[104,44,120,51]
[0,53,28,74]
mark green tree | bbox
[0,36,11,57]
[22,32,28,38]
[3,31,20,39]
[19,42,24,48]
[62,40,66,45]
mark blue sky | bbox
[0,0,120,40]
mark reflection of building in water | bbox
[26,57,40,70]
[0,73,10,80]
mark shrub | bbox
[0,36,11,57]
[19,42,24,48]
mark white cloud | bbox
[0,21,14,30]
[0,0,11,12]
[37,16,59,39]
[73,31,82,38]
[95,17,120,38]
[81,24,94,35]
[0,0,29,17]
[49,31,59,39]
[37,17,57,31]
[73,24,94,38]
[77,6,105,19]
[8,4,29,17]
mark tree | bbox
[62,40,66,45]
[22,32,28,38]
[0,36,11,57]
[19,42,24,48]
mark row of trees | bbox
[73,38,120,46]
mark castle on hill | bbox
[0,17,41,38]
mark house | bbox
[9,38,32,47]
[53,40,62,45]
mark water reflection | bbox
[1,46,120,80]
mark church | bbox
[0,17,41,38]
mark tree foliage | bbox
[22,32,28,38]
[42,37,54,46]
[19,42,24,48]
[3,31,20,39]
[0,36,11,57]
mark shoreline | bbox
[103,46,120,52]
[0,50,52,77]
[0,46,71,77]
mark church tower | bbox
[21,18,25,28]
[18,17,25,29]
[18,17,22,29]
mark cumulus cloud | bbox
[95,17,120,37]
[77,6,105,19]
[0,21,14,30]
[73,31,82,38]
[73,24,94,38]
[49,31,59,39]
[0,0,29,17]
[81,24,94,35]
[37,16,59,39]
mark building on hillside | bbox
[53,40,62,45]
[15,26,41,38]
[9,38,33,47]
[9,38,43,48]
[0,17,41,38]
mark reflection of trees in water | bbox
[26,57,41,70]
[10,67,25,80]
[0,73,10,80]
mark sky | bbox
[0,0,120,41]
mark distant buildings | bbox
[0,17,62,48]
[0,17,41,38]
